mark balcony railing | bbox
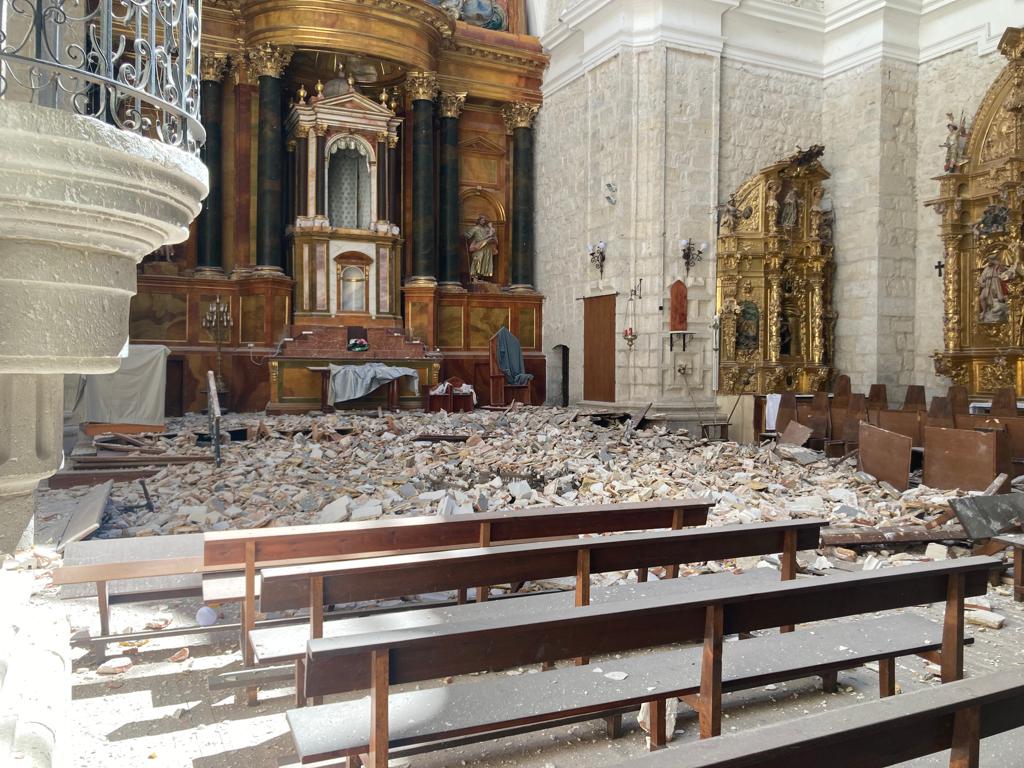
[0,0,204,152]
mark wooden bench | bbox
[205,498,711,701]
[288,556,997,767]
[613,669,1024,768]
[254,519,823,705]
[994,532,1024,603]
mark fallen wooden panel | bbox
[778,421,812,446]
[923,426,1011,493]
[949,494,1024,539]
[70,454,214,468]
[877,410,922,447]
[56,480,112,552]
[859,422,912,491]
[47,469,159,489]
[81,422,165,436]
[821,525,968,546]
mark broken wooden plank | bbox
[821,525,969,546]
[56,480,112,551]
[859,422,912,492]
[47,468,159,489]
[411,435,470,443]
[70,454,215,468]
[779,421,812,447]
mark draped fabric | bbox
[329,363,419,404]
[495,326,533,386]
[328,147,370,229]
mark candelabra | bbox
[202,295,233,392]
[588,241,606,276]
[679,238,708,276]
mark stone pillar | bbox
[438,92,466,287]
[247,43,292,274]
[503,102,539,291]
[0,102,206,555]
[196,53,228,277]
[295,132,308,218]
[314,124,327,218]
[406,71,439,285]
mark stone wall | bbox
[912,46,1006,396]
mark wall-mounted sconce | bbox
[679,238,708,276]
[589,241,606,276]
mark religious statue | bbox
[427,0,507,29]
[779,187,800,230]
[974,205,1010,238]
[942,111,968,173]
[716,193,752,234]
[465,214,498,281]
[977,252,1012,323]
[736,285,760,352]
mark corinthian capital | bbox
[439,92,467,119]
[245,43,293,80]
[405,71,439,102]
[501,101,539,133]
[201,52,230,82]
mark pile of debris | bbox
[37,407,973,548]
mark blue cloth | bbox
[495,326,534,386]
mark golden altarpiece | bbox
[716,149,836,394]
[931,28,1024,396]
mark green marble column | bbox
[406,71,438,285]
[196,55,227,277]
[438,92,466,286]
[503,102,539,291]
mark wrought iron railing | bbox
[0,0,204,152]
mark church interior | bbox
[4,1,1024,766]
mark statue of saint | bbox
[779,188,799,230]
[465,215,498,281]
[736,286,760,352]
[978,253,1011,323]
[942,111,968,173]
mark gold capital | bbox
[387,134,399,149]
[405,71,439,102]
[245,42,293,80]
[314,122,329,138]
[439,92,467,119]
[998,27,1024,61]
[201,52,229,82]
[501,102,539,133]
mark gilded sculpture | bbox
[931,27,1024,396]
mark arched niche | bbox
[459,187,507,283]
[327,134,376,229]
[334,251,372,314]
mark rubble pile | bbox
[40,407,971,550]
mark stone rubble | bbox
[33,407,1000,580]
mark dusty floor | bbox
[51,574,1024,768]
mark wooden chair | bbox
[901,385,927,412]
[991,386,1018,417]
[489,330,532,406]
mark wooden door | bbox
[583,294,616,402]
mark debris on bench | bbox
[55,480,113,552]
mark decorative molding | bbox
[405,71,439,102]
[439,91,467,119]
[541,0,1018,95]
[245,42,292,80]
[501,101,540,132]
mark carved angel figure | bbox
[942,111,968,173]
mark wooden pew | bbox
[923,426,1012,493]
[775,392,798,435]
[927,395,956,428]
[954,414,1024,462]
[204,498,712,702]
[867,384,888,411]
[947,385,970,415]
[832,374,851,411]
[288,557,997,766]
[806,391,831,448]
[611,669,1024,768]
[901,384,927,412]
[859,422,912,491]
[255,519,824,705]
[825,393,866,458]
[877,409,922,447]
[990,386,1018,417]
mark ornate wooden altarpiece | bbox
[716,148,836,395]
[931,28,1024,396]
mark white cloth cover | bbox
[329,362,419,404]
[765,393,781,431]
[70,344,170,425]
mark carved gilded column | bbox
[247,43,293,273]
[942,234,962,352]
[439,92,466,287]
[808,266,824,365]
[406,71,439,284]
[196,53,228,277]
[503,101,539,291]
[765,250,782,363]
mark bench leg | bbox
[456,588,468,605]
[648,698,667,750]
[369,650,390,768]
[1014,548,1023,603]
[878,658,896,697]
[96,580,110,637]
[780,530,797,633]
[941,574,965,684]
[575,549,591,665]
[347,757,364,768]
[949,705,981,768]
[294,659,307,707]
[698,604,724,739]
[637,567,648,583]
[820,670,838,693]
[243,541,258,706]
[605,714,623,739]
